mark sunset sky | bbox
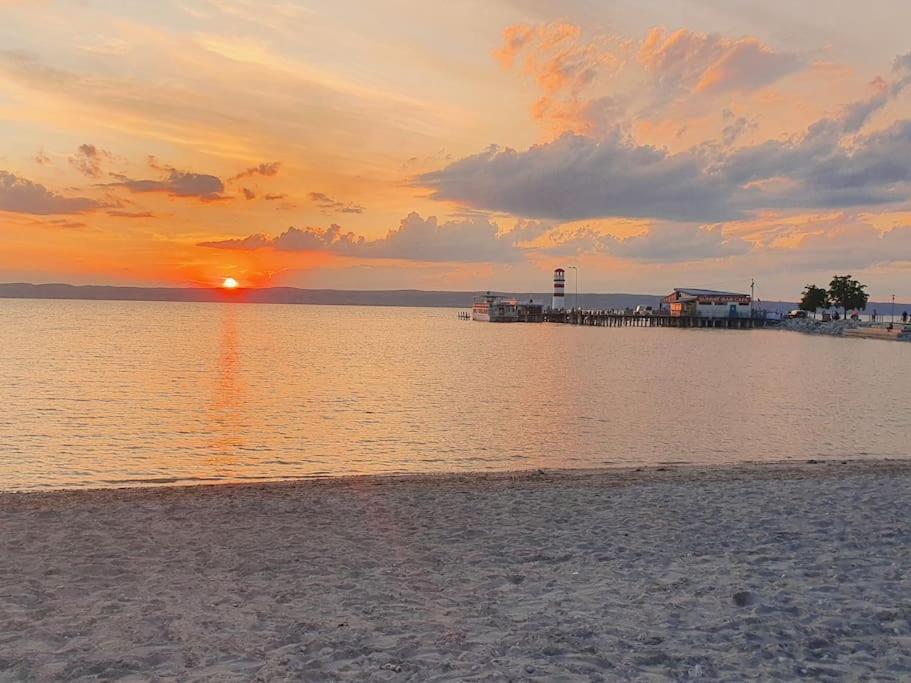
[2,0,911,300]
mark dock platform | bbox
[544,311,762,329]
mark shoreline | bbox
[4,456,911,499]
[3,458,910,680]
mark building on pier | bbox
[662,288,752,318]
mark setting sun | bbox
[222,277,238,289]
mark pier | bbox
[544,310,762,329]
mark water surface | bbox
[1,299,908,490]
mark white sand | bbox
[1,460,910,681]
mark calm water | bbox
[1,299,909,490]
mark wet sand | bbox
[1,460,910,681]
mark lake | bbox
[1,299,908,490]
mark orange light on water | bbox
[222,277,239,289]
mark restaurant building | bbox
[662,288,752,318]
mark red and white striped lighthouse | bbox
[552,268,566,310]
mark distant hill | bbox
[2,282,903,314]
[0,282,663,310]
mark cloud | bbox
[533,222,750,262]
[0,170,102,214]
[107,210,154,218]
[109,162,226,201]
[418,133,736,222]
[229,161,281,181]
[198,225,363,253]
[242,187,256,200]
[781,222,911,270]
[494,22,624,135]
[420,52,911,224]
[831,53,911,134]
[264,193,287,200]
[33,149,50,165]
[604,223,752,262]
[198,212,525,262]
[638,28,806,95]
[495,23,808,136]
[719,118,911,210]
[69,143,111,178]
[721,108,757,147]
[309,191,365,214]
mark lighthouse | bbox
[552,268,566,310]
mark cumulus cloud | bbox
[198,212,525,262]
[309,191,365,214]
[420,51,911,225]
[418,133,735,222]
[68,144,111,178]
[0,170,102,214]
[230,161,281,181]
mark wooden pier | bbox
[544,310,762,329]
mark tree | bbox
[828,275,869,319]
[799,284,828,318]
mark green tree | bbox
[828,275,869,319]
[799,284,828,318]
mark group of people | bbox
[868,310,909,323]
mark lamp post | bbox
[892,294,896,324]
[568,266,578,310]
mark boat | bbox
[472,292,519,322]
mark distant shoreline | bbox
[0,282,665,310]
[2,282,906,312]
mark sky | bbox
[1,0,911,301]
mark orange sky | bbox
[2,1,911,300]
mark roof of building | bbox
[671,288,748,297]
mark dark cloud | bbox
[0,170,102,215]
[198,212,524,263]
[242,187,256,200]
[230,161,281,181]
[110,165,226,201]
[720,119,911,210]
[198,225,363,254]
[418,133,736,222]
[264,193,287,201]
[309,191,365,214]
[69,144,111,178]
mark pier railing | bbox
[544,310,762,329]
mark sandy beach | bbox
[2,460,910,681]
